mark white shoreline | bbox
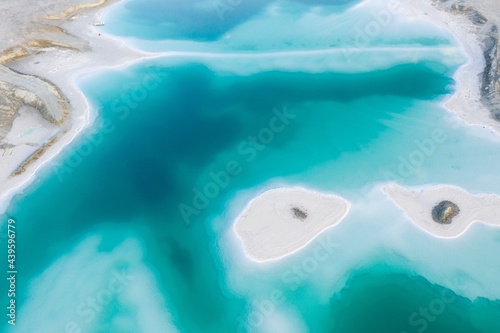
[0,1,156,215]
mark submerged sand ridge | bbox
[384,184,500,238]
[234,187,350,262]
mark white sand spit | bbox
[384,184,500,238]
[233,187,350,262]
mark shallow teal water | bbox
[104,0,360,42]
[2,0,500,332]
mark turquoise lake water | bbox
[2,0,500,332]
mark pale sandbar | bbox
[384,183,500,238]
[233,187,350,262]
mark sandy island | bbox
[384,184,500,238]
[381,0,500,238]
[233,187,350,262]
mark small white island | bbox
[233,187,350,262]
[384,184,500,238]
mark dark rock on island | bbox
[432,201,460,224]
[291,207,308,221]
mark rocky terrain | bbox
[0,66,69,128]
[433,0,500,121]
[0,0,104,131]
[432,200,460,224]
[0,0,113,177]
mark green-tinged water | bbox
[1,0,500,332]
[329,266,500,333]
